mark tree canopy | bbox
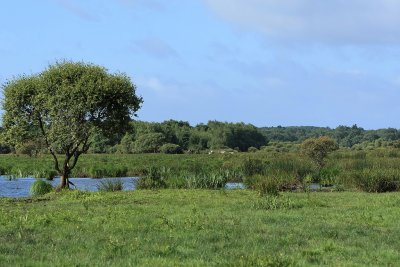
[301,136,339,169]
[1,61,142,187]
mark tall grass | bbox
[2,148,400,193]
[97,178,124,192]
[342,169,400,193]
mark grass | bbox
[97,178,124,192]
[2,148,400,192]
[0,190,400,266]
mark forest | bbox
[2,121,400,156]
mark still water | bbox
[0,176,245,198]
[0,177,138,198]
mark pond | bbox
[0,176,245,198]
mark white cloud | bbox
[204,0,400,44]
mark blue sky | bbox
[1,0,400,129]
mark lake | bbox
[0,176,245,198]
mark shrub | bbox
[160,143,183,154]
[301,136,339,169]
[97,178,124,192]
[30,180,53,196]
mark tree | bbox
[301,136,338,169]
[2,61,142,188]
[159,143,183,154]
[133,133,165,153]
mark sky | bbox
[1,0,400,129]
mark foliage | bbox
[351,169,400,193]
[247,146,258,153]
[133,133,165,153]
[241,158,265,176]
[119,133,135,154]
[1,61,142,188]
[159,143,183,154]
[301,136,339,168]
[97,178,124,192]
[30,180,53,196]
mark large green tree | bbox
[2,61,142,188]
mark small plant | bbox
[30,180,53,196]
[97,178,124,192]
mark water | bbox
[225,182,246,189]
[0,176,246,198]
[0,176,138,198]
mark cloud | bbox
[116,0,167,11]
[204,0,400,44]
[56,0,97,21]
[133,38,178,59]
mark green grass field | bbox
[1,190,400,266]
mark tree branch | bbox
[38,115,61,173]
[69,136,91,171]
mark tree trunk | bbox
[59,175,69,189]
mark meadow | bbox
[1,148,400,265]
[1,190,400,266]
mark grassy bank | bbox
[1,190,399,266]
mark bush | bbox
[30,180,53,196]
[97,178,123,192]
[160,143,183,154]
[301,136,339,169]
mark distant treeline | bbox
[99,120,267,154]
[2,121,400,155]
[260,125,400,147]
